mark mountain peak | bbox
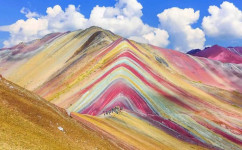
[88,26,105,30]
[187,45,242,64]
[210,44,227,52]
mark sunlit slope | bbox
[72,112,208,150]
[0,76,119,150]
[0,26,119,90]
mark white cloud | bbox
[46,5,88,32]
[157,7,205,52]
[129,28,169,47]
[88,0,169,47]
[115,0,143,18]
[0,5,88,47]
[202,1,242,39]
[143,28,169,46]
[3,18,48,47]
[0,0,169,48]
[20,7,40,18]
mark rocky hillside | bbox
[0,75,118,150]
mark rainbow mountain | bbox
[0,26,241,149]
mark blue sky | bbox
[0,0,241,52]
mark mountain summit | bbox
[187,45,242,64]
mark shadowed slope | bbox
[227,47,242,56]
[0,76,119,150]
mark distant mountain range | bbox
[0,26,241,149]
[187,45,242,64]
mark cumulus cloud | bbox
[202,1,242,39]
[157,7,205,52]
[2,18,48,47]
[0,5,88,47]
[142,28,169,47]
[0,0,169,48]
[128,28,169,47]
[88,0,169,47]
[20,7,40,18]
